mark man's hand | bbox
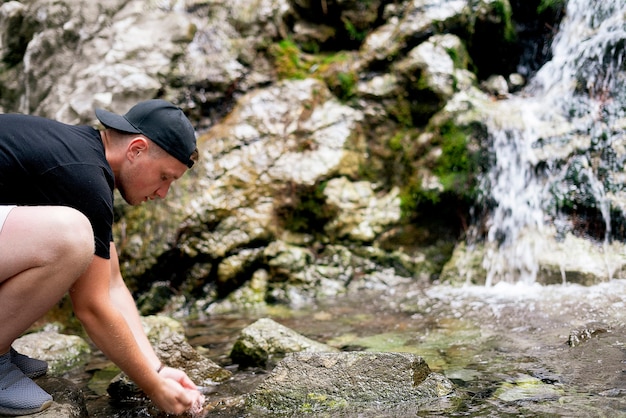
[150,366,204,415]
[159,366,198,391]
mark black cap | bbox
[95,99,196,168]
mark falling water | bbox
[480,0,626,285]
[482,121,544,286]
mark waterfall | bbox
[482,124,544,286]
[478,0,626,285]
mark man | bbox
[0,99,204,415]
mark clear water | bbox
[77,279,626,417]
[80,279,626,417]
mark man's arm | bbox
[108,243,199,393]
[107,243,160,369]
[69,248,198,414]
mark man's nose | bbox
[155,184,170,199]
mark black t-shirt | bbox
[0,113,114,259]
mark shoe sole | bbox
[0,398,53,416]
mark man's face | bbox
[117,144,188,206]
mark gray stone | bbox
[13,331,90,376]
[246,351,459,414]
[230,318,339,367]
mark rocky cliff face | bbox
[8,0,621,314]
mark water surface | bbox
[172,279,626,417]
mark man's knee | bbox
[50,207,94,261]
[0,206,94,283]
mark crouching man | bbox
[0,100,203,415]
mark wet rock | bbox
[225,0,290,39]
[535,231,626,285]
[12,331,91,375]
[439,240,487,285]
[481,74,510,98]
[508,72,526,92]
[290,0,381,50]
[205,269,270,315]
[355,73,400,98]
[393,33,472,105]
[292,20,336,47]
[9,377,89,418]
[216,247,265,285]
[0,1,27,65]
[322,177,401,242]
[144,316,232,385]
[136,281,176,315]
[141,314,187,342]
[246,351,459,415]
[169,77,393,304]
[230,318,339,368]
[441,226,626,286]
[264,241,420,306]
[599,388,626,397]
[153,333,232,385]
[567,322,609,347]
[107,315,231,402]
[360,0,469,65]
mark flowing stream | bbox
[82,279,626,417]
[80,279,626,417]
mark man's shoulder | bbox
[0,113,56,125]
[1,114,101,157]
[0,113,109,189]
[0,113,94,133]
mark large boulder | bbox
[246,351,460,415]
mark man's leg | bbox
[0,205,94,352]
[0,206,94,415]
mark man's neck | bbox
[100,129,121,180]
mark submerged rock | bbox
[494,374,564,402]
[246,351,459,415]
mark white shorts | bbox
[0,205,16,235]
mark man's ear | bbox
[127,136,149,161]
